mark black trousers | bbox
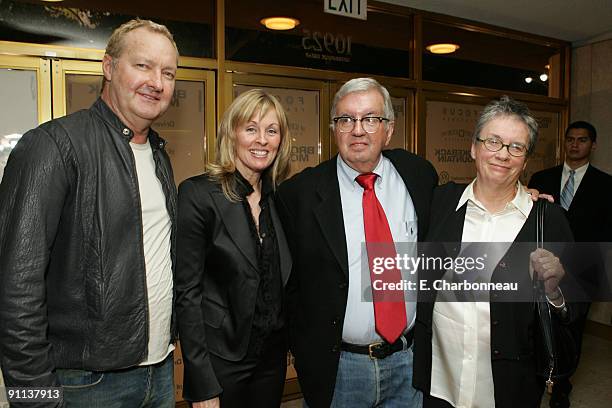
[210,329,288,408]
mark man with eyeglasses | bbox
[276,78,438,407]
[528,121,612,408]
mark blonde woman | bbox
[176,89,292,408]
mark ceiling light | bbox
[426,43,460,54]
[4,133,22,140]
[525,77,533,84]
[545,64,550,70]
[260,17,300,31]
[540,73,548,82]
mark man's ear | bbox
[384,121,395,147]
[102,55,114,82]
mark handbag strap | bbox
[534,199,556,392]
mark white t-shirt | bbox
[130,141,174,365]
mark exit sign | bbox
[324,0,367,21]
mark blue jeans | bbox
[327,342,422,408]
[56,354,174,408]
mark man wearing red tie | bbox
[276,78,438,407]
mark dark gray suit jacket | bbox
[175,175,292,401]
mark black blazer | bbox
[528,164,612,242]
[175,175,292,402]
[413,182,578,408]
[276,149,439,408]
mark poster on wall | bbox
[153,81,207,185]
[386,96,406,150]
[425,100,560,185]
[425,100,480,185]
[234,85,320,177]
[524,110,559,182]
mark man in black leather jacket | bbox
[0,19,179,407]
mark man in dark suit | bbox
[529,120,612,408]
[529,121,612,243]
[276,78,438,407]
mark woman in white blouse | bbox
[413,96,579,408]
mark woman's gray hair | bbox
[473,95,539,155]
[331,78,394,128]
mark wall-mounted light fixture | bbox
[426,43,460,54]
[260,17,300,30]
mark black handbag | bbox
[533,199,579,393]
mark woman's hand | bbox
[530,248,565,306]
[193,397,220,408]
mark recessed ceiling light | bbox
[426,43,460,54]
[260,17,300,31]
[525,77,533,84]
[540,73,548,82]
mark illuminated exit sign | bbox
[324,0,367,21]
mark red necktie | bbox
[356,173,407,344]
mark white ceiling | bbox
[381,0,612,45]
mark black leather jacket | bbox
[0,98,177,392]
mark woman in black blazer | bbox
[413,96,579,408]
[176,89,292,408]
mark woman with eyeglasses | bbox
[413,96,581,408]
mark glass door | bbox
[0,56,51,182]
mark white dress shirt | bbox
[337,155,418,345]
[430,180,533,408]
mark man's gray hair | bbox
[473,95,539,155]
[331,78,395,126]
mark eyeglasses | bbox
[333,116,389,133]
[476,137,528,157]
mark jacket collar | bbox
[92,98,166,151]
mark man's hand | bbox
[530,248,565,306]
[525,187,554,203]
[193,397,220,408]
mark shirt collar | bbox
[563,161,589,177]
[456,179,532,217]
[234,170,273,199]
[337,154,386,188]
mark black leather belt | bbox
[340,331,414,359]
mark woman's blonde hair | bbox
[207,89,292,201]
